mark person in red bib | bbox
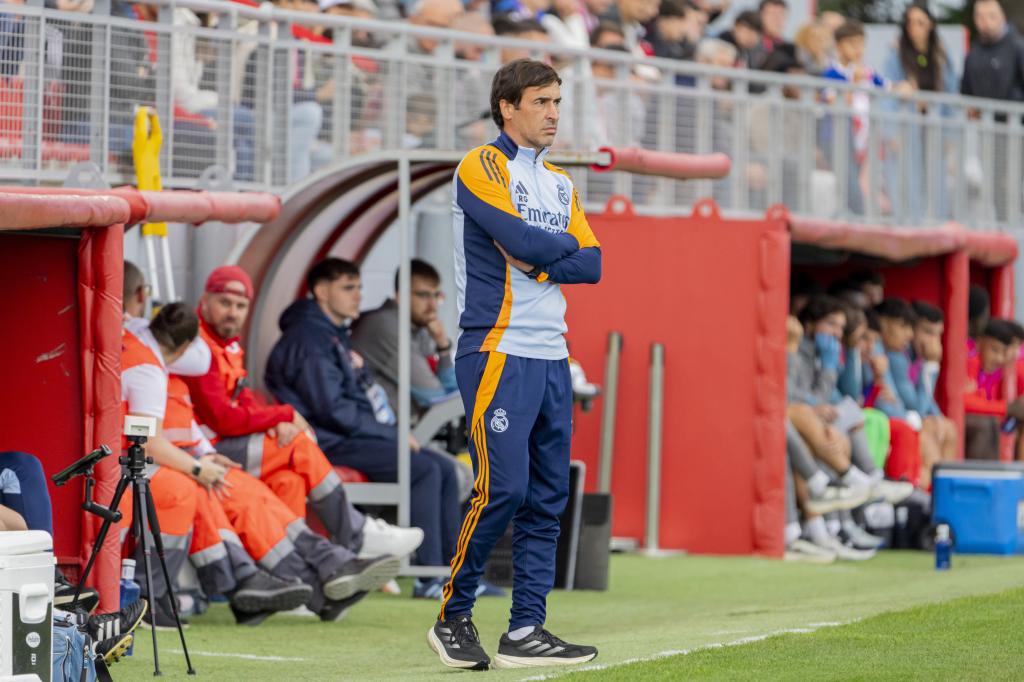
[124,303,401,625]
[122,304,311,626]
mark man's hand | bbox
[493,241,535,275]
[869,353,889,378]
[408,434,421,453]
[426,319,450,350]
[270,421,302,447]
[348,350,365,370]
[814,403,838,422]
[193,457,228,491]
[208,453,241,470]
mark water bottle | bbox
[119,559,141,655]
[935,524,952,571]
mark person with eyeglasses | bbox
[351,259,459,415]
[265,258,463,583]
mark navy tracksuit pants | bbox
[441,351,573,630]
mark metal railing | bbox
[3,0,1024,229]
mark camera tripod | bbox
[72,436,195,676]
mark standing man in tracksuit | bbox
[427,59,601,671]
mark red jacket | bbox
[184,315,293,439]
[964,355,1006,417]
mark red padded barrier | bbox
[592,147,731,180]
[564,200,788,556]
[0,192,130,230]
[78,225,126,612]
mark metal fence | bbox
[3,0,1024,229]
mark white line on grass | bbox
[518,620,856,681]
[166,649,307,662]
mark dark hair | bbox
[969,284,991,320]
[124,260,145,305]
[493,16,546,36]
[865,308,881,333]
[983,319,1015,346]
[307,258,360,294]
[735,9,762,31]
[834,19,865,43]
[898,1,945,93]
[490,59,562,129]
[848,269,884,288]
[395,258,441,292]
[1003,319,1024,343]
[759,0,786,10]
[590,20,625,46]
[658,0,688,19]
[875,297,916,325]
[149,302,199,351]
[912,300,944,324]
[799,294,845,325]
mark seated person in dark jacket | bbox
[265,258,461,572]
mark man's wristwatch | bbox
[436,341,452,353]
[525,266,542,280]
[191,463,202,478]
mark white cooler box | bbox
[0,531,55,682]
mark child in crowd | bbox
[965,320,1024,459]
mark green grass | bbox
[125,552,1024,681]
[575,586,1024,681]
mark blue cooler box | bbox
[933,462,1024,555]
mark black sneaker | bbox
[54,569,100,614]
[322,555,401,602]
[319,591,368,623]
[86,598,148,643]
[427,616,490,670]
[230,570,313,615]
[493,626,597,669]
[94,633,133,665]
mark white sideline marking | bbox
[167,649,307,662]
[518,619,856,681]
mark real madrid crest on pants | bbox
[490,408,509,433]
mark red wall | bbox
[565,205,789,556]
[0,233,85,560]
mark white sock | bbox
[785,521,802,546]
[841,466,872,489]
[868,468,884,484]
[804,517,830,545]
[508,625,535,641]
[826,517,841,537]
[807,471,830,499]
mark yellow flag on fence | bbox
[132,107,167,238]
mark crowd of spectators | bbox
[1,0,1023,206]
[783,270,1024,564]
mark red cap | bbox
[205,265,253,300]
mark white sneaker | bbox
[804,484,871,516]
[784,539,837,564]
[841,520,886,550]
[358,517,425,559]
[811,534,876,561]
[872,479,914,506]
